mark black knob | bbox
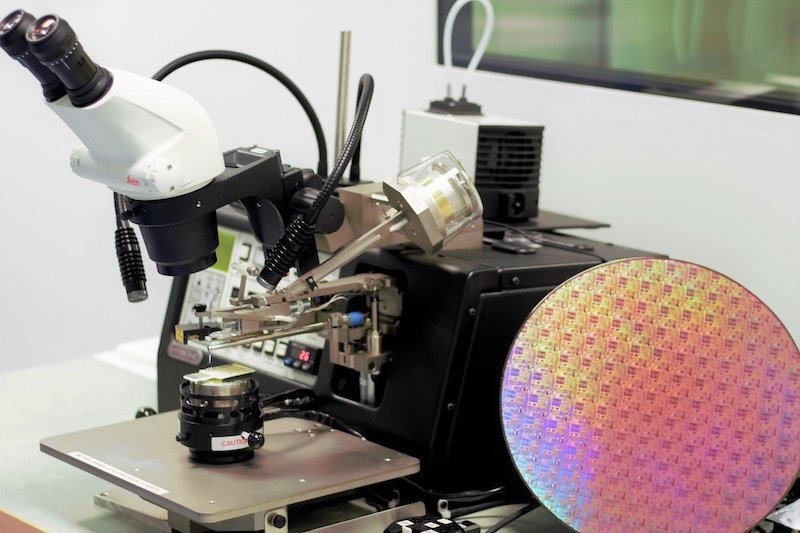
[248,432,265,450]
[270,514,287,528]
[193,304,207,313]
[135,407,157,419]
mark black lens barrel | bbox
[0,9,66,101]
[25,14,112,107]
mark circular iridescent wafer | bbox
[501,258,800,533]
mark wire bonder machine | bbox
[1,9,669,532]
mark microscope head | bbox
[2,9,224,202]
[2,10,230,276]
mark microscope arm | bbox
[126,147,298,275]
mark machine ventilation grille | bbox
[475,126,543,187]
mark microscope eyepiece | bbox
[25,14,113,107]
[0,9,66,101]
[27,14,57,41]
[0,10,24,35]
[0,10,32,56]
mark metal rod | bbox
[237,275,247,304]
[280,208,405,298]
[334,30,352,164]
[370,295,378,330]
[207,322,327,353]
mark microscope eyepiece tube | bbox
[0,9,66,101]
[25,14,113,107]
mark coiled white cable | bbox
[442,0,495,98]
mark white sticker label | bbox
[68,452,169,495]
[211,435,249,451]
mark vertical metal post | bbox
[334,30,352,163]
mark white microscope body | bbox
[48,67,224,201]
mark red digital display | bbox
[287,342,318,373]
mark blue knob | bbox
[348,311,365,328]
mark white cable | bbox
[442,0,495,98]
[307,294,346,312]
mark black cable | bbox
[340,72,367,184]
[484,501,539,533]
[304,74,373,224]
[259,388,315,409]
[348,126,362,183]
[449,499,524,519]
[261,407,365,439]
[400,477,507,503]
[484,219,609,262]
[152,50,328,177]
[258,74,374,289]
[483,220,541,245]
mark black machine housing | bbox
[156,210,659,499]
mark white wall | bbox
[0,0,797,372]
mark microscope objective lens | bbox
[0,11,23,34]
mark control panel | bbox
[174,227,325,387]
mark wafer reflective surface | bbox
[501,258,800,532]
